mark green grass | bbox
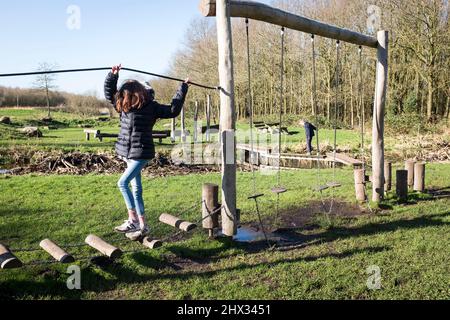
[0,163,449,300]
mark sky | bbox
[0,0,269,97]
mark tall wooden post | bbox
[405,160,415,188]
[194,100,199,142]
[217,0,237,236]
[206,94,212,142]
[170,118,176,143]
[181,106,187,143]
[414,162,426,192]
[371,30,389,203]
[384,161,392,192]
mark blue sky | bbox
[0,0,267,96]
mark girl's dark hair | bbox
[115,80,147,113]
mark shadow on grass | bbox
[0,245,388,300]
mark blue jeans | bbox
[117,159,149,217]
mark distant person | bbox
[299,119,317,156]
[104,64,190,240]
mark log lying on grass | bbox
[159,214,197,232]
[0,244,22,269]
[85,235,122,260]
[40,239,75,263]
[142,238,163,249]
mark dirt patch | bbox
[249,200,367,232]
[6,152,220,177]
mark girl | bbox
[104,64,190,240]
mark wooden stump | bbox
[202,184,220,233]
[396,170,408,203]
[384,162,392,192]
[159,214,197,232]
[0,244,22,269]
[40,239,75,263]
[85,235,122,260]
[414,163,426,192]
[354,169,366,202]
[405,160,415,188]
[141,238,163,249]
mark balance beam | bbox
[159,214,197,232]
[0,244,22,269]
[85,235,122,259]
[40,239,75,263]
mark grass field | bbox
[0,164,449,300]
[0,107,449,300]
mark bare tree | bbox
[34,62,57,119]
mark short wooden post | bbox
[354,168,366,202]
[414,162,426,192]
[86,132,90,141]
[396,170,408,203]
[159,213,197,232]
[384,161,392,192]
[202,183,220,237]
[141,238,163,249]
[85,235,122,260]
[40,239,75,263]
[0,244,22,269]
[405,160,415,188]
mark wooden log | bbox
[39,239,75,263]
[354,169,366,202]
[414,162,426,192]
[384,161,392,192]
[405,160,415,188]
[85,235,122,260]
[371,31,389,203]
[141,238,163,249]
[159,214,197,232]
[202,183,220,230]
[0,244,22,269]
[217,0,237,237]
[396,170,408,203]
[199,0,378,48]
[194,100,199,142]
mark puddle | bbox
[233,227,268,242]
[0,169,12,175]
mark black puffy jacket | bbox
[104,72,188,160]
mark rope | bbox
[0,67,219,91]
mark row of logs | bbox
[354,161,426,203]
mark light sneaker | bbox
[114,220,140,233]
[126,226,150,241]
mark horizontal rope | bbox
[0,67,219,91]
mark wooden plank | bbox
[199,0,378,48]
[327,153,363,166]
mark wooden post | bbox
[206,94,212,142]
[354,168,366,202]
[0,244,22,269]
[405,160,415,188]
[40,239,75,263]
[85,235,122,260]
[371,31,389,203]
[414,162,426,192]
[159,213,197,232]
[181,106,187,143]
[202,183,220,237]
[396,170,408,203]
[194,100,199,142]
[170,118,176,143]
[384,161,392,192]
[217,0,237,237]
